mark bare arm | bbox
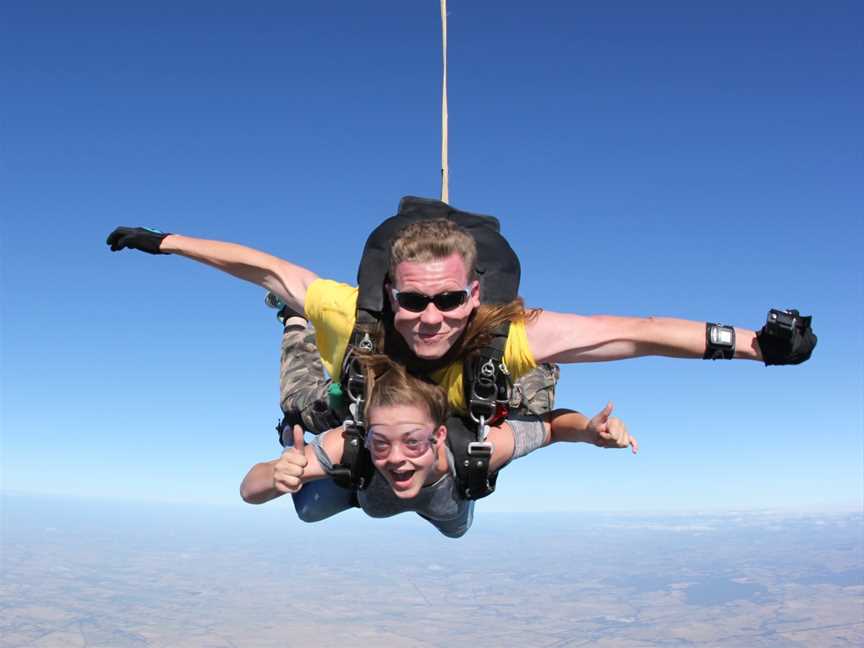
[547,405,637,452]
[487,424,517,473]
[159,234,318,314]
[526,311,762,364]
[486,405,636,472]
[239,426,344,504]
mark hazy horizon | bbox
[3,493,861,647]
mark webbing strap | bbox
[440,0,449,203]
[447,416,499,500]
[449,321,512,500]
[330,422,374,490]
[333,311,378,491]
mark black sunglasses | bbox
[390,286,471,312]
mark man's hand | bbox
[589,402,638,454]
[106,227,171,255]
[273,425,308,493]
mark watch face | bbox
[710,326,734,346]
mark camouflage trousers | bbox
[279,324,341,439]
[278,323,560,439]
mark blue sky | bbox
[2,0,861,514]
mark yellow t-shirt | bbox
[304,278,537,412]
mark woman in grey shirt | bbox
[241,360,636,538]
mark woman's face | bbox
[365,403,447,499]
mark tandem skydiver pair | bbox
[106,196,816,536]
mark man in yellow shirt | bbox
[107,220,816,399]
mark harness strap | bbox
[330,420,375,490]
[447,320,512,500]
[333,310,379,491]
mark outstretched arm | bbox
[526,312,762,364]
[107,228,318,314]
[239,426,343,504]
[547,403,638,453]
[487,404,636,472]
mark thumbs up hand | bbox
[589,402,638,454]
[273,425,309,493]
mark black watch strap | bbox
[704,322,736,360]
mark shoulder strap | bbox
[330,420,375,490]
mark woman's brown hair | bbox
[361,355,449,427]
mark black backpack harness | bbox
[329,196,521,501]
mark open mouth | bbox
[388,469,416,488]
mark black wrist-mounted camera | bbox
[764,309,799,341]
[756,308,817,366]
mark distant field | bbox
[2,494,862,647]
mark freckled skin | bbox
[389,253,481,360]
[367,404,448,499]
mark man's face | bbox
[389,253,480,360]
[366,403,447,499]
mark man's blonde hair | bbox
[388,219,478,282]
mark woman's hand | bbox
[273,425,309,493]
[588,402,638,454]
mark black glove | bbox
[106,227,171,255]
[756,309,817,366]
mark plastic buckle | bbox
[467,441,493,458]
